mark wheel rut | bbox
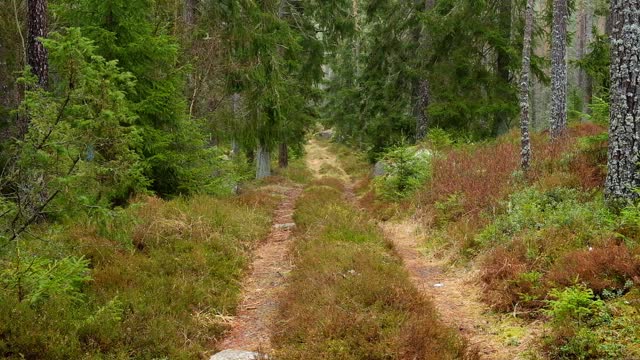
[213,184,302,356]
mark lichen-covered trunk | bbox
[256,144,271,180]
[278,142,288,169]
[519,0,535,172]
[605,0,640,203]
[27,0,48,89]
[550,0,568,138]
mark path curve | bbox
[380,220,543,360]
[306,138,543,359]
[215,184,302,353]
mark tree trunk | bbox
[246,148,255,165]
[519,0,535,172]
[412,0,435,141]
[414,79,431,141]
[550,0,568,139]
[256,144,271,179]
[576,0,594,113]
[183,0,197,26]
[605,0,640,203]
[495,0,513,135]
[231,93,241,157]
[27,0,48,89]
[278,142,288,168]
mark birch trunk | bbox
[519,0,535,172]
[550,0,568,138]
[605,0,640,203]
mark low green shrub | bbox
[375,146,432,200]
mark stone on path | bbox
[210,349,267,360]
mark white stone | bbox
[210,350,267,360]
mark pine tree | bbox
[519,0,535,172]
[27,0,48,88]
[550,0,568,138]
[605,0,640,203]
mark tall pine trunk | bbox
[256,143,271,179]
[27,0,48,88]
[495,0,513,135]
[278,142,288,169]
[412,0,435,141]
[414,79,431,141]
[22,0,48,137]
[550,0,568,139]
[519,0,535,172]
[183,0,197,26]
[576,0,594,113]
[605,0,640,203]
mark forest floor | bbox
[380,221,544,359]
[307,139,544,359]
[215,139,543,359]
[215,184,302,353]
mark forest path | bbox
[305,139,350,181]
[380,221,544,359]
[213,183,302,356]
[307,138,543,359]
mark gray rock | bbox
[274,223,296,230]
[210,350,267,360]
[317,129,334,139]
[373,161,386,177]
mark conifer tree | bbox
[519,0,535,172]
[27,0,48,89]
[550,0,568,138]
[605,0,640,203]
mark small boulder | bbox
[373,161,386,177]
[210,350,267,360]
[274,223,296,230]
[317,129,334,140]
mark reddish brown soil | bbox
[381,221,544,360]
[216,185,302,352]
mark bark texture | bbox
[27,0,48,88]
[278,142,288,168]
[414,79,431,140]
[183,0,197,26]
[576,0,594,112]
[519,0,535,172]
[605,0,640,202]
[495,0,514,135]
[550,0,568,138]
[412,0,435,141]
[256,144,271,179]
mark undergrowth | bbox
[0,187,279,359]
[332,122,640,358]
[272,178,473,360]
